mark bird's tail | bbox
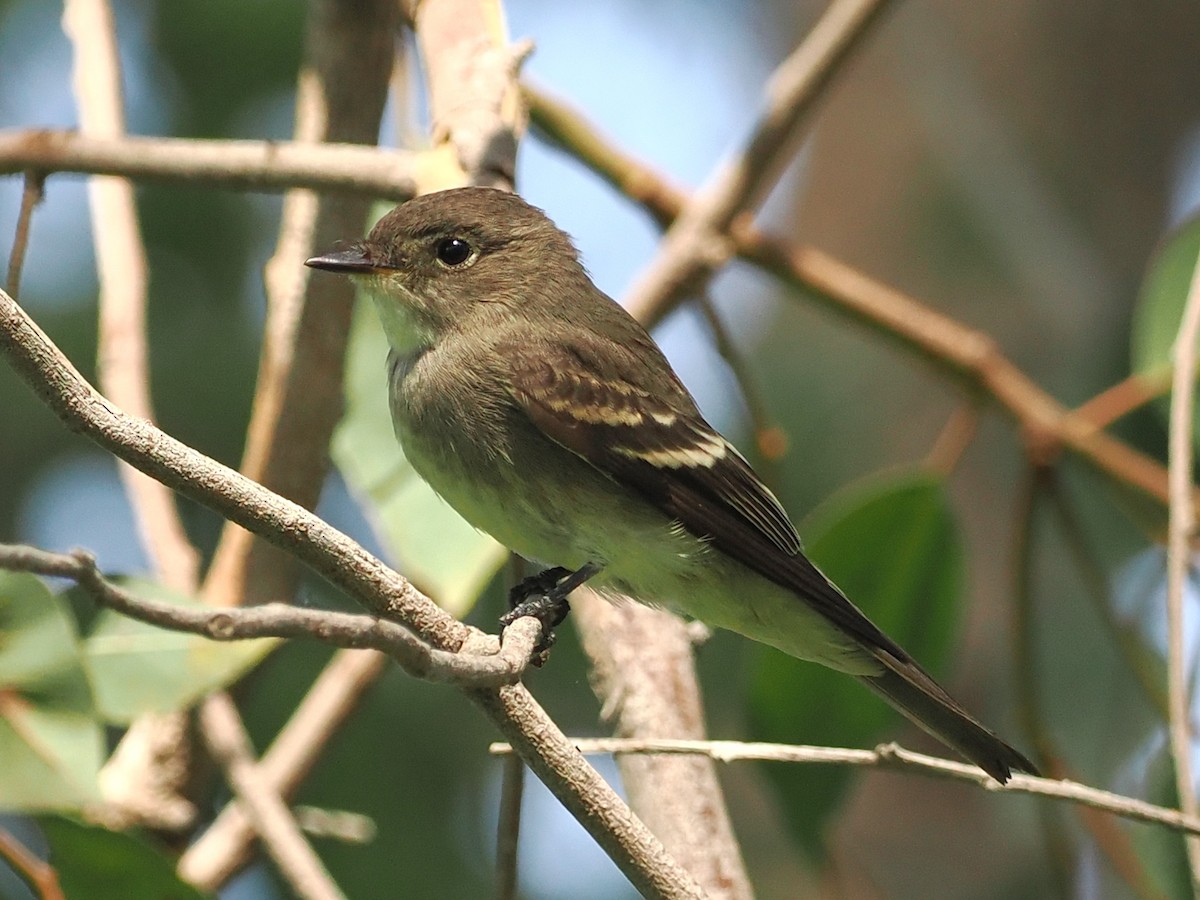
[858,650,1037,783]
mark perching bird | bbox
[306,187,1035,783]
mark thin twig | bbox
[293,807,376,844]
[0,828,64,900]
[495,754,524,900]
[0,129,419,200]
[199,695,346,900]
[202,0,400,610]
[191,4,402,893]
[65,0,199,595]
[0,543,538,687]
[694,296,786,483]
[179,649,387,888]
[924,403,980,476]
[1166,245,1200,890]
[0,287,703,900]
[1076,365,1173,430]
[525,85,1181,511]
[491,737,1200,838]
[63,0,201,835]
[5,173,43,300]
[622,0,897,325]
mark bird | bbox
[306,186,1036,783]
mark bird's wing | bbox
[504,336,906,659]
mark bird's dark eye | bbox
[435,237,473,267]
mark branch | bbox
[492,738,1200,839]
[525,84,1180,510]
[0,129,418,200]
[192,2,402,888]
[0,288,702,899]
[408,0,528,188]
[0,828,64,900]
[495,754,524,900]
[179,649,388,888]
[1166,244,1200,888]
[203,0,400,610]
[4,173,42,299]
[63,0,202,835]
[198,695,346,900]
[1075,364,1173,431]
[572,595,752,898]
[0,543,539,688]
[622,0,896,325]
[65,0,198,592]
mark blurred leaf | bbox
[0,573,103,810]
[1132,214,1200,375]
[333,298,506,616]
[1131,215,1200,451]
[82,579,277,724]
[39,816,209,900]
[749,470,963,855]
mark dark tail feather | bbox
[859,651,1037,784]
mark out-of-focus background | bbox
[2,1,1198,897]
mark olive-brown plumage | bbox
[307,187,1036,783]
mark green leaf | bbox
[1132,214,1200,376]
[0,573,104,810]
[82,579,278,724]
[38,815,210,899]
[749,470,963,855]
[332,298,507,616]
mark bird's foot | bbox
[501,563,602,663]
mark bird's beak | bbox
[305,248,389,274]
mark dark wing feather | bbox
[505,337,907,660]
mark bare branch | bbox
[1075,364,1173,431]
[199,695,346,900]
[573,595,753,899]
[1166,245,1200,888]
[410,0,528,188]
[203,0,401,610]
[179,649,388,888]
[495,754,524,900]
[492,737,1200,839]
[0,130,418,200]
[0,543,540,686]
[5,173,43,299]
[525,83,1181,510]
[63,0,201,833]
[65,0,200,599]
[0,828,64,900]
[923,403,980,476]
[0,289,703,899]
[622,0,896,325]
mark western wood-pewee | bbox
[307,187,1034,783]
